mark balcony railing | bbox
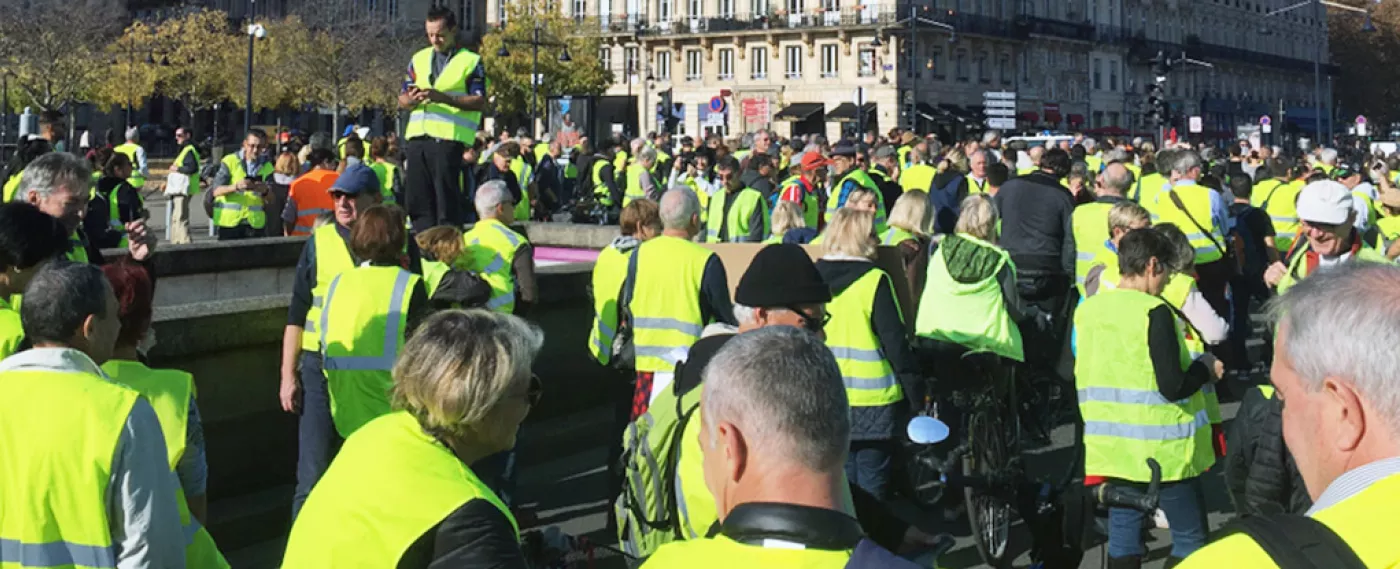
[571,6,898,36]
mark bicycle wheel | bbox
[962,402,1014,568]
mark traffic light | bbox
[1144,51,1172,128]
[658,88,674,133]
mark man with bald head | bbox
[1020,145,1046,176]
[1071,161,1134,293]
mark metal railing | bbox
[570,5,899,36]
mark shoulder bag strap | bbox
[1226,514,1367,569]
[619,246,640,316]
[1168,188,1229,257]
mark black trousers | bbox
[216,224,261,241]
[404,137,466,233]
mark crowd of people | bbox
[3,5,1400,569]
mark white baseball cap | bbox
[1296,180,1354,225]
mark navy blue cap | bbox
[330,164,380,195]
[830,140,857,157]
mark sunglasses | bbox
[785,306,832,332]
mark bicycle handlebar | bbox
[1092,458,1162,513]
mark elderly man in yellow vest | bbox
[398,5,487,232]
[0,262,185,568]
[461,180,538,316]
[113,126,149,190]
[1180,262,1400,569]
[210,130,275,240]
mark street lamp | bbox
[495,23,572,139]
[1262,0,1374,145]
[886,4,956,132]
[244,0,267,135]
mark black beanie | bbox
[735,244,832,307]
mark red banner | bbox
[742,98,770,124]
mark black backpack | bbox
[1221,513,1366,569]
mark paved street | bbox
[223,391,1250,569]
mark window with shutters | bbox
[785,45,802,79]
[858,46,876,77]
[999,52,1011,84]
[687,50,703,81]
[821,44,838,78]
[718,48,735,79]
[956,50,968,82]
[1093,58,1102,90]
[625,46,639,79]
[599,47,612,74]
[656,50,672,80]
[752,47,768,79]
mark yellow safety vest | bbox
[966,174,989,194]
[100,360,229,569]
[1086,154,1103,173]
[337,138,370,161]
[591,159,613,206]
[1376,216,1400,251]
[509,156,533,221]
[880,226,915,246]
[0,297,23,361]
[214,154,272,229]
[1074,288,1214,483]
[1353,189,1379,228]
[828,169,888,233]
[369,161,398,204]
[302,224,356,351]
[624,163,649,207]
[589,244,631,365]
[897,145,913,169]
[173,144,202,195]
[0,366,140,569]
[1251,178,1301,254]
[1276,239,1393,294]
[2,172,21,203]
[641,533,853,568]
[67,231,89,264]
[318,266,419,438]
[282,411,519,567]
[404,47,483,145]
[704,187,769,243]
[461,218,526,313]
[826,268,904,407]
[1160,274,1222,426]
[899,163,937,193]
[102,180,141,249]
[914,234,1024,362]
[778,175,820,228]
[1072,201,1116,292]
[1154,182,1227,265]
[1135,172,1169,216]
[614,377,705,557]
[1176,473,1400,568]
[628,236,714,373]
[113,142,146,188]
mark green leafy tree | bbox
[0,0,118,112]
[91,22,163,116]
[480,0,612,124]
[1329,0,1400,128]
[154,9,241,138]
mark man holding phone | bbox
[398,6,487,232]
[211,129,275,240]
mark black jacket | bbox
[397,497,527,569]
[816,259,922,440]
[927,170,969,235]
[479,162,522,204]
[992,172,1076,276]
[1225,386,1312,517]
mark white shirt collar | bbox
[1306,457,1400,515]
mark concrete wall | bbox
[116,223,621,551]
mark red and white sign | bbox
[742,98,770,124]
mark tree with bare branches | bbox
[0,0,121,112]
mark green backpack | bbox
[613,376,703,558]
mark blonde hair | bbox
[844,188,878,211]
[887,190,931,236]
[1108,200,1151,233]
[392,310,544,439]
[770,200,806,237]
[954,194,998,242]
[275,151,301,177]
[415,225,465,264]
[822,208,877,259]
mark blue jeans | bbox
[845,440,894,501]
[1107,476,1209,559]
[292,351,342,520]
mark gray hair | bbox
[1268,261,1400,438]
[980,130,1001,145]
[1102,149,1131,163]
[19,261,110,347]
[1169,150,1204,177]
[15,152,92,202]
[638,146,658,165]
[660,186,700,230]
[630,137,646,154]
[1083,137,1097,152]
[392,310,544,438]
[733,304,758,326]
[1318,148,1338,165]
[474,180,512,218]
[1098,163,1134,197]
[702,326,850,472]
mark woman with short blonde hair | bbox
[883,190,931,244]
[284,310,544,567]
[954,194,999,242]
[766,200,807,244]
[820,208,877,260]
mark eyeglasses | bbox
[785,306,831,332]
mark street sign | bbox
[1188,115,1203,133]
[709,97,725,113]
[852,87,868,104]
[1259,115,1271,126]
[983,91,1016,100]
[984,108,1017,117]
[986,117,1016,129]
[983,99,1017,109]
[1263,124,1272,134]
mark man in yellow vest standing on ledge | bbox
[399,6,487,233]
[0,261,185,569]
[1180,262,1400,569]
[113,126,149,191]
[210,129,275,241]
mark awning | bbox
[916,102,955,124]
[1018,111,1039,123]
[937,103,973,123]
[1044,110,1063,124]
[1067,114,1085,125]
[827,102,878,122]
[774,102,824,121]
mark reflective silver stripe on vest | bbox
[311,296,323,308]
[592,317,615,354]
[214,202,264,212]
[468,238,508,275]
[409,110,481,131]
[321,270,413,371]
[486,290,516,310]
[491,223,523,247]
[1083,409,1210,441]
[297,207,332,218]
[829,346,885,363]
[1077,386,1191,406]
[1270,215,1299,224]
[0,538,116,568]
[632,317,703,337]
[675,465,699,540]
[842,374,897,389]
[1076,251,1097,261]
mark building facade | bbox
[490,0,1332,140]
